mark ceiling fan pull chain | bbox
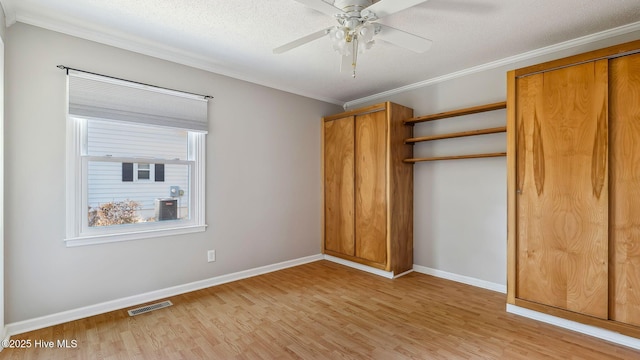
[352,38,358,78]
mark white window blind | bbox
[67,69,209,132]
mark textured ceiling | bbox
[2,0,640,105]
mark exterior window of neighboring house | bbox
[121,163,164,182]
[136,163,151,180]
[64,69,210,246]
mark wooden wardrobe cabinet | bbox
[322,102,414,275]
[507,40,640,337]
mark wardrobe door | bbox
[355,111,388,265]
[516,60,609,318]
[324,116,355,256]
[610,53,640,326]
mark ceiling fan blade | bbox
[273,27,332,54]
[365,0,429,19]
[376,24,432,53]
[293,0,346,17]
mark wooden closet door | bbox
[355,111,387,265]
[324,116,355,256]
[516,60,609,318]
[610,53,640,326]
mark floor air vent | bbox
[128,300,173,316]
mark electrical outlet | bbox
[207,250,216,263]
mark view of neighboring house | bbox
[86,119,190,222]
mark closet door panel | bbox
[355,111,387,264]
[517,61,609,318]
[516,73,560,306]
[324,116,355,256]
[610,53,640,326]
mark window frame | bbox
[65,117,206,247]
[135,163,152,181]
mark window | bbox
[65,69,209,246]
[136,163,151,180]
[121,162,164,182]
[85,119,192,227]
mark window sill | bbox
[65,224,207,247]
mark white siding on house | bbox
[87,118,188,159]
[86,120,190,220]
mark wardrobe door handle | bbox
[532,111,545,196]
[591,102,607,199]
[517,115,526,196]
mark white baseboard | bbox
[5,254,323,337]
[507,304,640,350]
[412,268,640,349]
[393,269,414,279]
[412,265,506,293]
[323,255,395,279]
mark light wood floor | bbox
[3,260,640,359]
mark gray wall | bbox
[354,30,640,287]
[4,22,340,323]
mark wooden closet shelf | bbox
[405,126,506,144]
[404,101,507,125]
[404,152,506,163]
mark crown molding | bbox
[11,10,344,106]
[344,21,640,110]
[0,0,16,26]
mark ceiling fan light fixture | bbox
[328,21,376,76]
[333,40,352,55]
[329,27,353,55]
[360,39,375,53]
[359,23,375,41]
[275,0,432,78]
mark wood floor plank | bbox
[3,260,640,359]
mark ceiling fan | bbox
[273,0,433,78]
